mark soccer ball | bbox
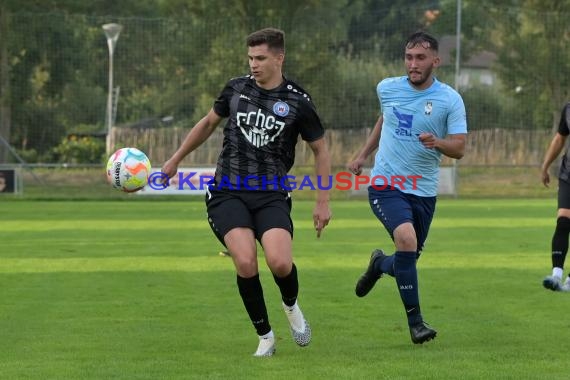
[106,147,151,192]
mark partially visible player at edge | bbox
[347,31,467,344]
[161,28,332,356]
[540,102,570,292]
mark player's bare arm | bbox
[419,132,466,159]
[308,137,332,238]
[541,132,567,187]
[162,109,223,178]
[348,116,383,175]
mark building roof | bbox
[438,35,497,69]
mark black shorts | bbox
[558,179,570,209]
[205,187,293,247]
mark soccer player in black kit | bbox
[162,28,332,356]
[541,102,570,292]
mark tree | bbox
[0,1,168,161]
[345,0,442,61]
[452,0,570,130]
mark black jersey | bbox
[558,103,570,182]
[211,75,325,190]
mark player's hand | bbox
[418,132,437,149]
[161,159,179,184]
[347,157,365,176]
[541,169,550,187]
[313,201,332,238]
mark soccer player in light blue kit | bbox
[348,31,467,344]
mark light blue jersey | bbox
[370,76,467,197]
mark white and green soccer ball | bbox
[106,147,151,193]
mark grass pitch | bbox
[0,198,567,379]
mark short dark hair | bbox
[246,28,285,53]
[405,31,439,52]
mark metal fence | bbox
[1,3,569,169]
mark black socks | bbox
[273,263,299,307]
[236,264,300,335]
[237,274,270,335]
[552,217,570,269]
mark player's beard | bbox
[408,67,433,87]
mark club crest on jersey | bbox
[273,101,290,117]
[425,101,432,115]
[236,108,286,148]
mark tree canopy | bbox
[1,0,569,163]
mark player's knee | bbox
[394,239,417,251]
[393,229,417,251]
[267,258,291,277]
[233,255,258,277]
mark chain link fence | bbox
[0,3,568,198]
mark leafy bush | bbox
[460,85,533,130]
[12,148,39,163]
[53,135,105,164]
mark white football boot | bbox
[283,302,311,347]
